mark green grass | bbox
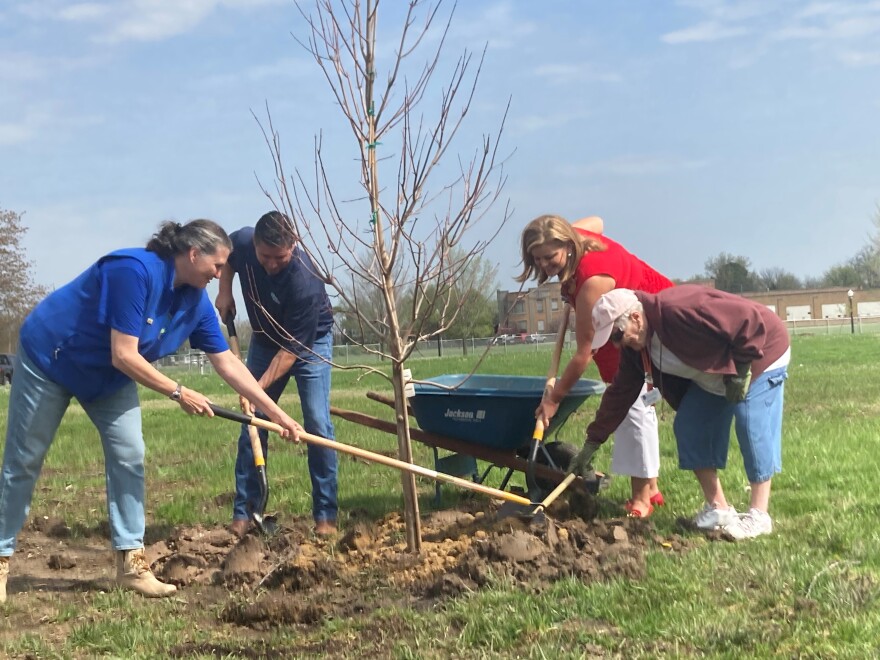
[2,334,880,657]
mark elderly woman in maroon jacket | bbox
[569,285,790,540]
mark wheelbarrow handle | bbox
[208,404,534,507]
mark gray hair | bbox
[614,301,644,331]
[146,219,231,258]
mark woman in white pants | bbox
[518,214,674,517]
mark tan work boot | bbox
[116,548,176,598]
[0,556,8,603]
[315,520,337,537]
[229,519,252,537]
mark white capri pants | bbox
[609,383,660,479]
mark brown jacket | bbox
[586,285,790,444]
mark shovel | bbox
[207,404,535,507]
[524,304,572,499]
[497,304,583,522]
[224,315,278,536]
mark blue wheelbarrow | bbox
[332,374,606,502]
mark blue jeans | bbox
[0,347,146,555]
[233,332,338,523]
[673,366,788,483]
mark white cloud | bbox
[452,1,537,50]
[0,104,103,146]
[196,57,313,89]
[566,155,710,178]
[530,63,622,85]
[666,0,880,69]
[0,52,50,82]
[13,0,287,43]
[676,0,787,22]
[662,20,750,44]
[836,49,880,67]
[58,3,113,22]
[797,1,880,20]
[511,112,586,134]
[0,51,97,83]
[0,121,35,146]
[100,1,217,44]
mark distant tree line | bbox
[5,204,880,351]
[683,207,880,294]
[334,246,500,345]
[0,207,47,353]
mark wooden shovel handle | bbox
[223,315,265,467]
[532,303,573,442]
[208,404,533,507]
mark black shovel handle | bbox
[210,403,252,426]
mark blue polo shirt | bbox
[228,227,333,358]
[21,248,228,402]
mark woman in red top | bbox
[518,214,675,517]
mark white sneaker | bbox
[694,502,739,530]
[724,508,773,540]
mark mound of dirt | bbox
[140,498,697,629]
[2,496,701,636]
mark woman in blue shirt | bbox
[0,220,302,602]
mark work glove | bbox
[723,361,752,403]
[568,440,602,478]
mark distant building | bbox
[742,286,880,321]
[496,282,565,334]
[496,282,880,333]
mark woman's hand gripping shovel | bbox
[225,315,278,536]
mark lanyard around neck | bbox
[641,348,654,391]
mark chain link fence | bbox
[149,317,879,374]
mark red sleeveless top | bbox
[565,229,673,382]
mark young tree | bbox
[0,208,47,352]
[261,0,509,551]
[404,248,498,342]
[704,252,758,293]
[757,267,802,291]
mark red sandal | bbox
[626,503,654,518]
[624,491,665,514]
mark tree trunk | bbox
[391,361,422,552]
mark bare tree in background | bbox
[0,208,47,353]
[260,0,510,551]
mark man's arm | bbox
[258,348,297,391]
[214,262,237,322]
[585,349,646,445]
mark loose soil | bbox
[3,493,711,655]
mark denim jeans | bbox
[233,332,338,523]
[0,347,146,556]
[674,366,788,483]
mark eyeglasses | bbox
[610,314,630,346]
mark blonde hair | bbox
[517,214,606,284]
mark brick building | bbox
[496,283,880,334]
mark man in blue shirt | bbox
[216,211,338,536]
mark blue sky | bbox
[2,0,879,299]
